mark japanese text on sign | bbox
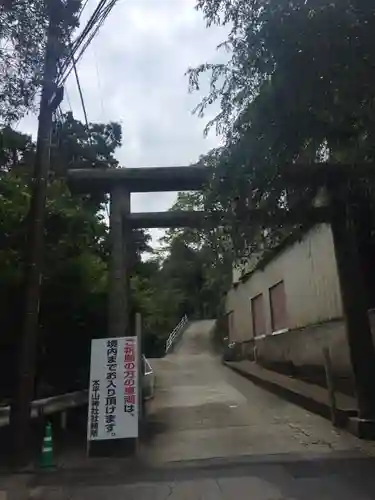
[124,338,136,416]
[105,339,118,435]
[87,337,138,441]
[90,380,100,438]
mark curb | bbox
[224,361,351,427]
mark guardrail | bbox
[165,314,188,353]
[0,390,88,428]
[142,355,155,400]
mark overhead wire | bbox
[72,0,107,53]
[78,0,91,19]
[69,0,117,79]
[93,43,105,120]
[66,0,107,70]
[71,44,89,128]
[64,86,73,113]
[12,0,114,135]
[57,0,120,135]
[61,0,117,223]
[74,0,117,63]
[53,0,119,175]
[57,0,119,86]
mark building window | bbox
[269,281,288,332]
[251,294,266,337]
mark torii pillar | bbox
[108,185,131,339]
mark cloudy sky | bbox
[20,0,227,246]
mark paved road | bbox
[143,320,373,464]
[5,320,375,499]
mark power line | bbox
[57,0,119,86]
[93,42,105,120]
[75,0,117,63]
[71,45,89,128]
[10,0,117,132]
[64,86,73,112]
[78,0,91,19]
[58,0,106,82]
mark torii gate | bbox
[68,165,212,339]
[68,165,325,338]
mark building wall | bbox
[226,224,343,342]
[225,224,357,385]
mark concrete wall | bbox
[255,319,350,380]
[226,224,343,342]
[254,313,375,393]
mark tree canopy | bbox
[0,0,232,404]
[0,117,227,399]
[0,0,81,124]
[131,190,232,357]
[190,0,375,258]
[0,114,153,399]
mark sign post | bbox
[87,337,138,456]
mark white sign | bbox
[87,337,138,441]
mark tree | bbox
[52,111,124,210]
[159,188,232,321]
[0,126,34,169]
[0,0,81,123]
[52,112,122,174]
[189,0,375,258]
[0,167,109,398]
[0,111,125,250]
[0,118,153,399]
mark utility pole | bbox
[10,0,63,464]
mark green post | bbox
[40,421,54,469]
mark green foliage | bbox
[0,126,34,168]
[0,118,153,399]
[133,189,232,358]
[190,0,375,258]
[0,168,108,397]
[52,112,122,174]
[0,124,231,389]
[0,0,82,123]
[51,111,123,209]
[164,190,232,317]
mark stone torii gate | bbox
[67,164,328,339]
[68,165,212,340]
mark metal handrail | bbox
[0,390,88,427]
[165,314,188,353]
[142,355,155,400]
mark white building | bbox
[225,223,375,390]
